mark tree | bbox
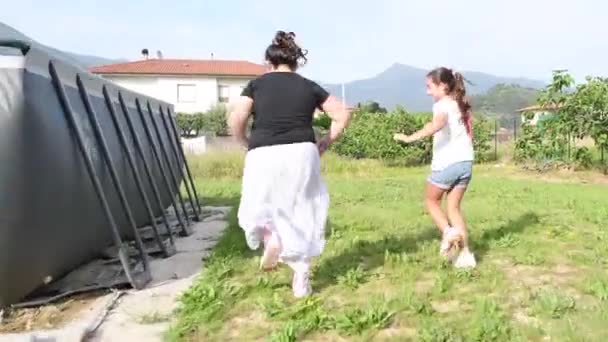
[355,101,388,114]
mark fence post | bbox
[567,132,571,161]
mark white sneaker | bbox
[292,272,312,298]
[453,249,477,269]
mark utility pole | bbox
[341,83,346,111]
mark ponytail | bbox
[452,72,473,139]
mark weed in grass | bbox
[454,268,479,282]
[337,266,368,289]
[270,320,299,342]
[403,291,434,316]
[432,273,452,295]
[269,298,335,340]
[491,232,521,249]
[258,293,285,318]
[384,250,413,265]
[513,252,545,266]
[335,305,395,335]
[468,298,512,342]
[530,288,576,319]
[584,278,608,301]
[418,319,463,342]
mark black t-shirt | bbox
[241,72,329,150]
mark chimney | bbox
[141,48,149,60]
[156,50,163,59]
[211,53,214,60]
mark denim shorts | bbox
[428,161,473,190]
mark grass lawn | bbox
[166,153,608,342]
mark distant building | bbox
[516,104,560,125]
[90,58,266,114]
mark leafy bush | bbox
[175,104,229,137]
[472,114,493,162]
[175,113,201,137]
[573,147,593,169]
[313,112,332,130]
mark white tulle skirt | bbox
[237,142,329,261]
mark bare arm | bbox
[394,112,447,143]
[228,96,254,147]
[320,95,352,144]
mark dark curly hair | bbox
[265,31,308,70]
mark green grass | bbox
[167,152,608,341]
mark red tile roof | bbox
[90,59,266,77]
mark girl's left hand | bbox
[317,137,331,155]
[394,133,413,143]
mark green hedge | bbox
[329,111,493,165]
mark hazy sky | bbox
[2,0,606,83]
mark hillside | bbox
[472,84,540,126]
[0,22,122,68]
[325,63,545,112]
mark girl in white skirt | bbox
[228,31,351,297]
[394,67,477,269]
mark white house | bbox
[90,58,266,114]
[516,104,560,125]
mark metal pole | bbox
[76,75,151,273]
[513,118,517,141]
[102,86,175,256]
[119,94,187,237]
[165,107,202,216]
[158,105,199,219]
[49,61,148,290]
[341,83,346,111]
[495,119,498,160]
[145,102,191,229]
[135,99,191,236]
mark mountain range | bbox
[1,22,544,112]
[324,63,545,112]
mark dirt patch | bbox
[431,300,461,313]
[513,310,540,327]
[225,311,273,341]
[414,273,435,294]
[503,263,581,288]
[375,324,417,340]
[0,292,105,333]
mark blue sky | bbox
[1,0,606,83]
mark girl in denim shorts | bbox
[394,67,476,269]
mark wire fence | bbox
[488,119,606,170]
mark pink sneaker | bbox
[292,272,312,298]
[260,230,280,271]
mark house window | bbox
[177,84,196,103]
[218,85,230,103]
